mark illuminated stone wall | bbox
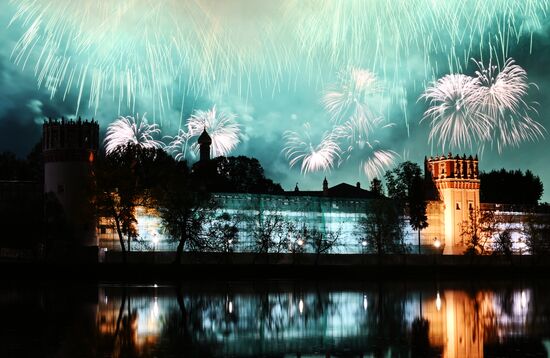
[98,193,439,253]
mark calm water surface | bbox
[1,280,549,357]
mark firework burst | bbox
[420,74,491,150]
[421,58,545,153]
[165,129,193,161]
[362,149,399,180]
[323,68,383,130]
[333,117,398,180]
[283,124,341,174]
[104,114,164,154]
[10,0,547,120]
[187,106,240,157]
[471,58,544,152]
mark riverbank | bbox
[1,252,550,281]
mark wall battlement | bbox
[43,118,99,162]
[424,153,481,254]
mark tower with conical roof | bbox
[198,128,212,162]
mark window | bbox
[456,202,461,210]
[468,202,473,210]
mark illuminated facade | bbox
[91,129,542,254]
[98,184,395,253]
[425,154,480,254]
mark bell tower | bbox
[198,128,212,162]
[425,153,480,254]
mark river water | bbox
[1,280,549,357]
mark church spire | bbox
[197,127,212,162]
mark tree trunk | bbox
[113,214,127,264]
[175,235,186,264]
[113,285,126,348]
[418,229,421,254]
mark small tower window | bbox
[456,202,461,210]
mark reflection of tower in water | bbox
[422,290,486,357]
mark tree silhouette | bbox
[385,161,428,253]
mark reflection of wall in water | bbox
[94,286,539,357]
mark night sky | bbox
[1,1,550,200]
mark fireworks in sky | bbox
[334,116,398,180]
[472,58,545,152]
[420,74,491,150]
[8,0,548,118]
[283,124,341,174]
[187,106,240,158]
[104,114,163,154]
[421,58,544,153]
[4,1,550,186]
[323,68,382,126]
[165,129,193,162]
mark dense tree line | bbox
[0,143,43,250]
[0,142,43,182]
[191,156,284,194]
[95,145,290,263]
[480,169,543,206]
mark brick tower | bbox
[43,118,99,247]
[425,153,480,254]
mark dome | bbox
[198,128,212,145]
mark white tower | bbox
[43,118,99,247]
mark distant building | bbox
[93,128,542,254]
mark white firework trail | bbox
[362,149,399,180]
[471,58,544,152]
[283,123,341,174]
[421,58,545,153]
[323,68,383,130]
[165,129,193,161]
[104,113,163,154]
[187,106,240,157]
[333,117,398,180]
[420,73,491,150]
[7,0,549,122]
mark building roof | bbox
[286,182,381,199]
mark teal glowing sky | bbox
[1,1,550,200]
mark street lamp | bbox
[433,237,441,249]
